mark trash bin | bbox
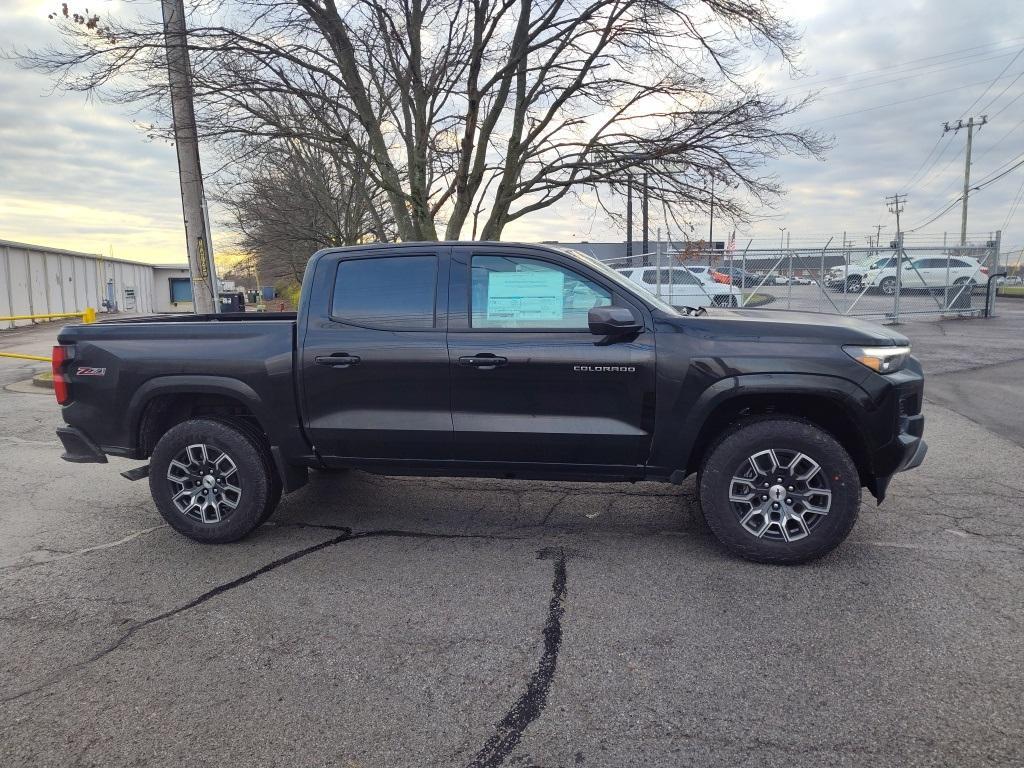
[218,292,244,312]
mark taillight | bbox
[51,345,70,405]
[980,266,989,274]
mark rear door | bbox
[447,246,656,468]
[301,247,452,462]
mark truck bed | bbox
[56,315,306,462]
[90,312,298,324]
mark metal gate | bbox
[602,233,1004,323]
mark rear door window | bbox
[331,255,437,329]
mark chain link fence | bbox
[599,234,1005,322]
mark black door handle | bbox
[315,354,361,368]
[459,354,508,369]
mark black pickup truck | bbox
[53,242,926,563]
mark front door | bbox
[301,248,452,463]
[447,246,656,468]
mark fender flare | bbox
[128,375,279,450]
[670,372,875,475]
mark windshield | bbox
[557,248,680,314]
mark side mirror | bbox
[588,306,642,337]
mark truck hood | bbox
[659,308,910,346]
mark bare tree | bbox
[214,133,396,284]
[23,0,827,241]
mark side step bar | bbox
[120,464,150,481]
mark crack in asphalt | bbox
[466,547,568,768]
[0,525,537,705]
[1,525,168,574]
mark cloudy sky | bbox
[1,0,1022,266]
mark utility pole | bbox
[943,115,987,247]
[162,0,218,314]
[641,173,649,262]
[625,175,633,261]
[708,177,715,268]
[886,194,906,322]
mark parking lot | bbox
[1,311,1022,767]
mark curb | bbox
[33,371,54,389]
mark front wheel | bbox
[698,418,861,564]
[149,418,278,543]
[879,277,897,295]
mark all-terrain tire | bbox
[698,418,861,564]
[205,416,283,524]
[149,418,275,543]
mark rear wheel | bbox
[698,418,861,564]
[149,418,277,543]
[954,276,978,294]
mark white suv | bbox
[826,256,908,292]
[865,256,988,295]
[616,267,742,307]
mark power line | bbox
[974,153,1024,189]
[796,50,1024,101]
[800,71,1022,126]
[972,115,1024,165]
[907,196,962,232]
[959,44,1024,119]
[920,144,966,193]
[908,134,958,191]
[908,153,1024,231]
[980,68,1024,114]
[990,88,1024,121]
[904,133,950,189]
[1001,177,1024,231]
[770,38,1024,97]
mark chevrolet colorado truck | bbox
[53,242,926,564]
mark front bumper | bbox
[56,427,108,464]
[865,372,926,501]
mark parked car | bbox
[865,256,988,295]
[54,241,926,564]
[717,267,761,288]
[685,265,732,284]
[826,256,910,293]
[617,266,742,307]
[791,276,813,286]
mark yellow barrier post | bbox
[0,352,51,362]
[0,307,96,325]
[0,308,97,361]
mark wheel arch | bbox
[677,375,875,488]
[130,376,272,458]
[130,376,310,493]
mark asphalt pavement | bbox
[1,310,1022,768]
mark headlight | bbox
[843,344,911,374]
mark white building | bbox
[0,239,193,329]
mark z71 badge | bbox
[76,367,106,376]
